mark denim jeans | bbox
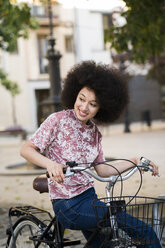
[52,187,162,248]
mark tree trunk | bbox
[12,96,17,125]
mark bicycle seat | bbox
[33,175,48,193]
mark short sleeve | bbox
[29,112,62,153]
[93,131,105,163]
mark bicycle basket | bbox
[92,196,165,247]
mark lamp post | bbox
[41,0,62,119]
[119,53,131,133]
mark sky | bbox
[58,0,125,11]
[17,0,125,11]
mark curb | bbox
[0,169,46,176]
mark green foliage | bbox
[0,0,39,93]
[147,55,165,86]
[106,0,165,64]
[0,0,39,124]
[0,0,39,52]
[0,69,20,97]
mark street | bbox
[0,122,165,247]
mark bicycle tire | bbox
[7,216,50,248]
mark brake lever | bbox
[138,157,160,177]
[65,166,75,177]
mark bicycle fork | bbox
[105,183,125,248]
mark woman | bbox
[20,61,160,247]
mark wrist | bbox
[46,160,55,170]
[130,158,138,165]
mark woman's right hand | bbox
[47,162,65,183]
[20,141,65,183]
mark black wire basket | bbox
[92,196,165,247]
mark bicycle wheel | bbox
[7,216,50,248]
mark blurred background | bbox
[0,0,164,135]
[0,1,165,246]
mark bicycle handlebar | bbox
[47,157,159,184]
[64,157,159,183]
[65,166,137,182]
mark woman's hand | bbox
[131,157,159,176]
[47,162,65,183]
[20,141,65,182]
[148,160,159,176]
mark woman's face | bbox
[74,87,99,124]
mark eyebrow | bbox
[80,93,97,103]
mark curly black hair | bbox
[61,60,129,124]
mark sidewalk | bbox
[0,119,165,176]
[99,119,165,136]
[0,121,165,202]
[0,120,165,247]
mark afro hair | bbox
[61,60,129,124]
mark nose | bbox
[81,102,88,111]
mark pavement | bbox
[0,119,165,176]
[0,119,165,247]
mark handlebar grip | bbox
[46,167,67,178]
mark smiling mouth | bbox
[78,110,88,117]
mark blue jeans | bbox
[52,188,162,248]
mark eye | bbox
[79,97,85,102]
[90,103,97,107]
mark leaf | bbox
[0,0,39,52]
[0,68,21,96]
[106,0,165,64]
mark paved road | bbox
[0,121,165,247]
[0,206,86,248]
[0,205,9,247]
[1,203,165,247]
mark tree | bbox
[0,0,39,125]
[0,0,39,52]
[105,0,165,85]
[0,69,20,125]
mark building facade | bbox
[0,2,75,132]
[0,1,163,134]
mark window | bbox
[31,5,46,17]
[31,4,59,18]
[65,35,74,53]
[35,89,50,126]
[102,14,113,50]
[37,36,48,74]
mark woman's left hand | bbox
[131,157,159,176]
[149,160,159,176]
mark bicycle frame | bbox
[7,205,82,247]
[64,159,163,247]
[7,158,164,248]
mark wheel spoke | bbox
[8,217,50,247]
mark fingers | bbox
[136,157,159,176]
[149,161,159,176]
[51,170,64,183]
[51,171,65,183]
[47,163,65,183]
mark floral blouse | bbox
[29,109,104,199]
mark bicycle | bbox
[6,157,165,248]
